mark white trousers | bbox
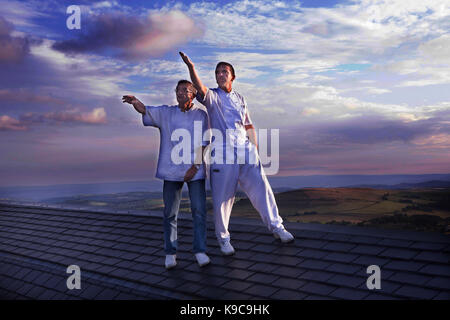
[210,157,284,240]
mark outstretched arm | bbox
[179,52,207,98]
[122,95,145,114]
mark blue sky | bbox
[0,0,449,187]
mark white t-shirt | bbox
[197,87,253,148]
[142,104,209,181]
[197,87,258,165]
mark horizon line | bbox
[1,172,450,189]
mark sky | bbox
[0,0,449,187]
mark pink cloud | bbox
[0,16,29,63]
[0,115,27,131]
[52,10,203,61]
[0,89,65,105]
[129,10,202,59]
[80,107,107,124]
[19,107,107,125]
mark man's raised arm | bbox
[179,52,207,98]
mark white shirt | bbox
[142,104,209,181]
[198,87,253,148]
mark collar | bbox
[217,86,234,95]
[178,102,194,112]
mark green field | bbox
[232,187,450,234]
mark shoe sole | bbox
[221,250,235,256]
[165,263,177,270]
[274,233,294,243]
[198,260,211,267]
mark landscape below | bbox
[26,187,450,235]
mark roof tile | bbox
[426,277,450,291]
[271,265,305,278]
[300,282,338,296]
[413,251,449,264]
[244,284,279,298]
[378,248,419,260]
[272,278,307,290]
[298,259,332,270]
[221,279,253,292]
[247,273,279,284]
[327,274,366,288]
[323,252,359,263]
[388,272,433,286]
[271,289,307,300]
[326,263,363,275]
[329,287,369,300]
[350,245,385,255]
[395,285,439,299]
[384,260,425,272]
[418,264,450,277]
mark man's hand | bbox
[246,125,259,152]
[179,51,207,97]
[122,95,137,105]
[122,95,145,114]
[179,52,194,68]
[184,165,198,182]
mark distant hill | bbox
[4,184,449,234]
[232,187,450,234]
[344,180,450,189]
[1,174,449,202]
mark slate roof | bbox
[0,202,449,300]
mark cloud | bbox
[0,88,65,106]
[185,0,449,87]
[19,108,107,126]
[79,107,107,124]
[319,116,439,145]
[339,86,392,95]
[301,107,320,116]
[373,34,450,87]
[0,0,51,28]
[274,110,450,175]
[52,10,203,61]
[0,16,29,62]
[0,115,27,131]
[1,0,449,184]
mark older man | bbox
[122,80,210,269]
[180,52,294,256]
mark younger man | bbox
[180,52,294,256]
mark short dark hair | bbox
[215,62,235,79]
[175,79,197,95]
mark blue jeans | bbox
[163,179,207,254]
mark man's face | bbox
[176,83,195,104]
[215,65,234,87]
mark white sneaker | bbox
[218,238,235,255]
[195,253,211,267]
[273,227,294,243]
[165,254,177,269]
